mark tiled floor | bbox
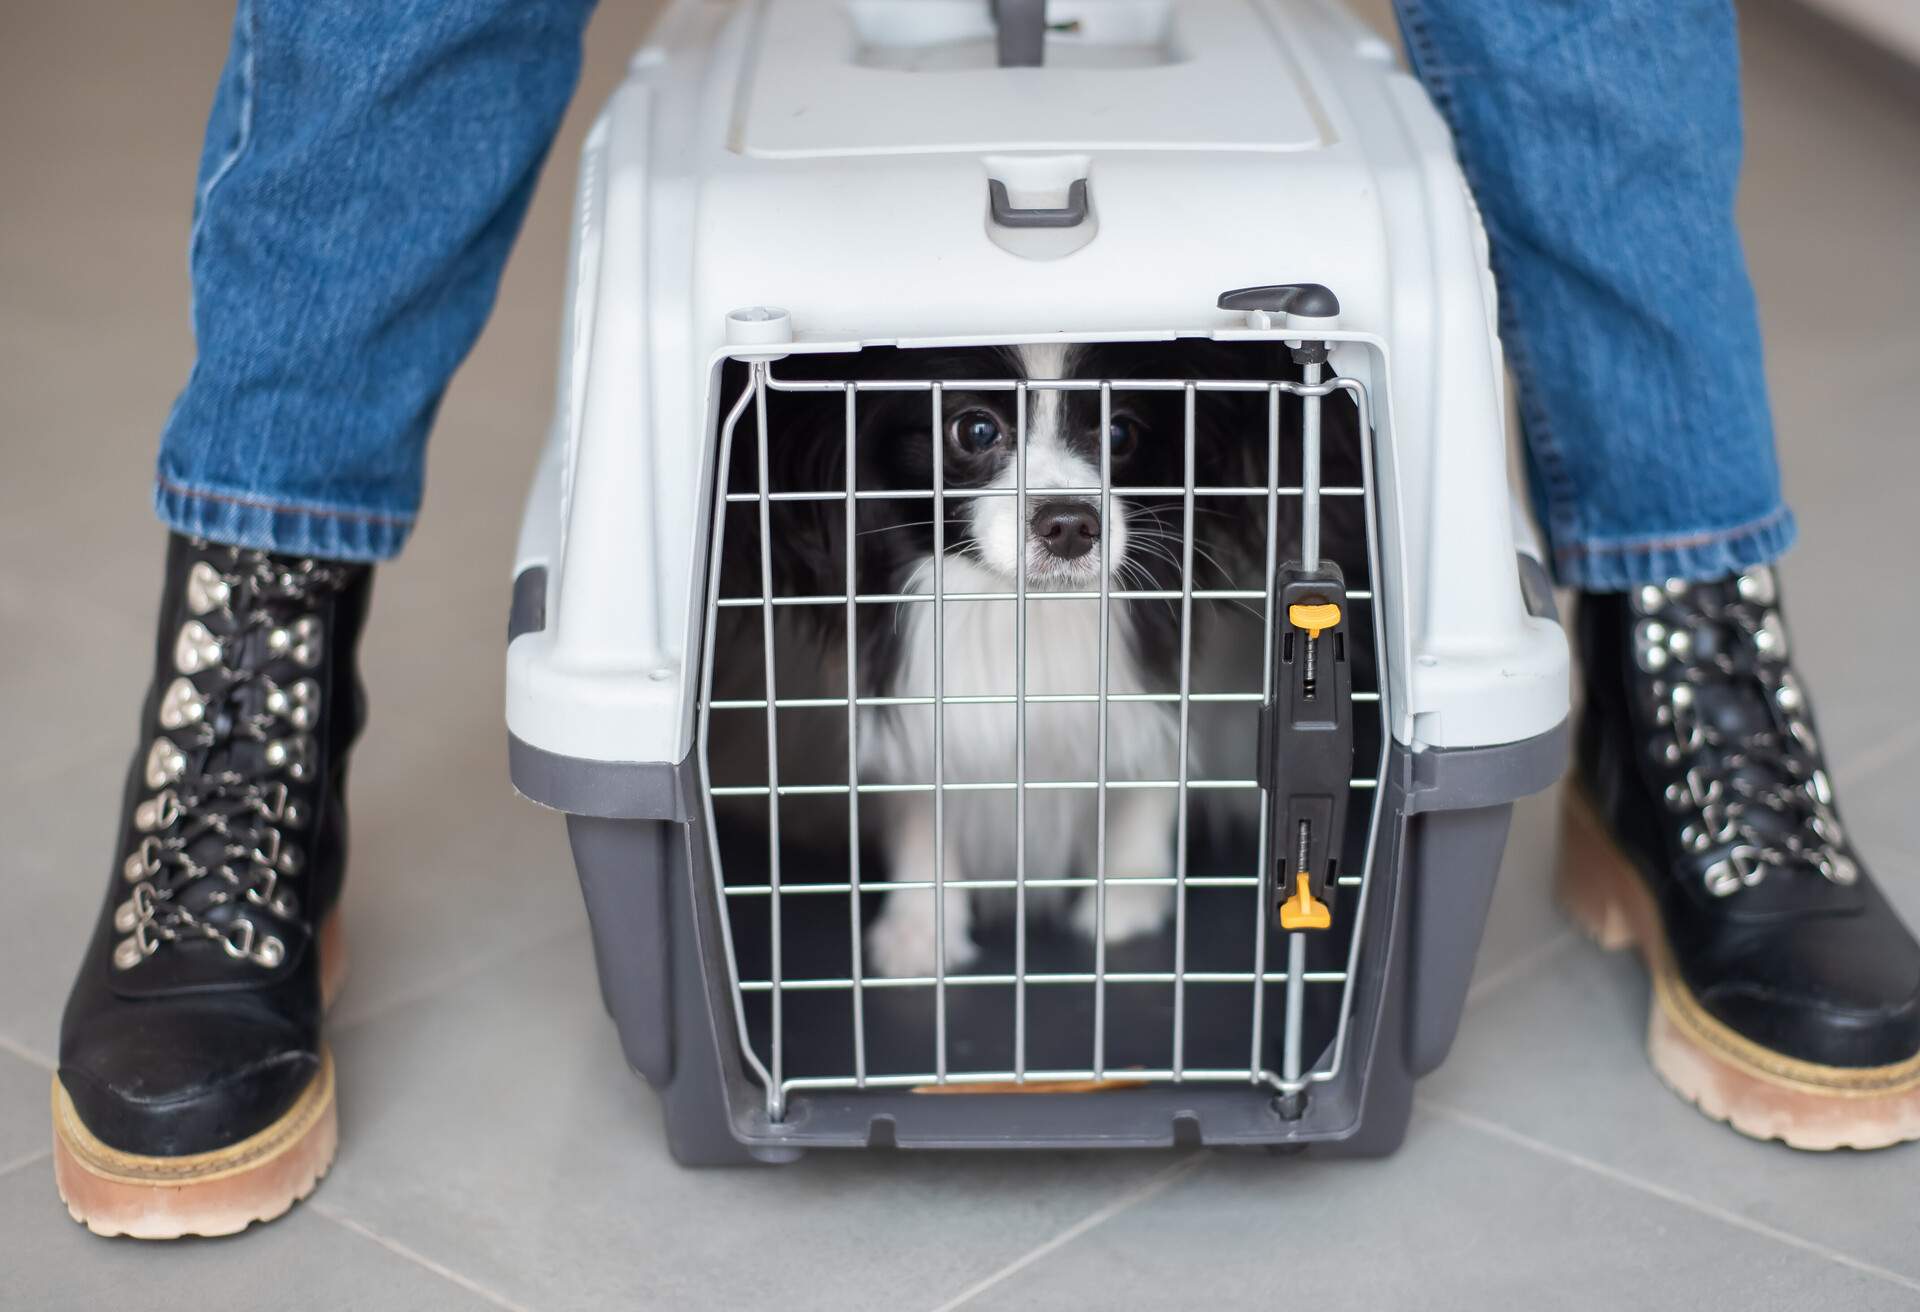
[3,2,1918,1308]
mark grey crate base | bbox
[561,737,1534,1165]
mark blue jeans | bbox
[156,0,1794,589]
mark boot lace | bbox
[1631,567,1856,898]
[113,547,352,973]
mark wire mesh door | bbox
[696,343,1387,1122]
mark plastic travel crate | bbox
[505,0,1568,1164]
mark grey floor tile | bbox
[318,928,1183,1312]
[1844,764,1920,928]
[0,1167,503,1312]
[963,1108,1917,1312]
[0,1049,53,1172]
[1421,942,1920,1285]
[322,582,590,1031]
[0,753,121,1060]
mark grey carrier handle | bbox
[988,178,1090,228]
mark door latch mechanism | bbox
[1259,565,1354,933]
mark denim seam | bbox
[1394,1,1589,562]
[156,474,417,527]
[1555,503,1791,560]
[187,0,257,309]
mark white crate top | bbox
[739,0,1326,157]
[506,0,1571,768]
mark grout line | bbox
[0,1032,55,1073]
[1834,717,1920,791]
[330,914,584,1036]
[927,1152,1208,1312]
[312,1202,536,1312]
[1420,1100,1920,1297]
[0,1148,52,1181]
[1463,929,1576,1011]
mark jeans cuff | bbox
[154,476,413,563]
[1551,505,1796,592]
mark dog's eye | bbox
[1107,415,1143,459]
[950,409,1004,454]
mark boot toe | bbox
[58,1005,320,1158]
[1696,901,1920,1070]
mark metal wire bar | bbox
[707,777,1378,796]
[752,368,786,1105]
[1281,359,1326,1092]
[708,690,1380,711]
[724,875,1366,897]
[715,587,1364,607]
[723,485,1366,503]
[738,970,1350,992]
[1093,382,1112,1078]
[843,384,866,1087]
[1318,376,1391,1086]
[1170,384,1197,1080]
[781,1068,1332,1095]
[931,382,948,1083]
[762,370,1356,397]
[1247,385,1281,1081]
[725,874,1287,894]
[1013,382,1029,1081]
[693,380,779,1112]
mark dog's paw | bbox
[865,897,978,979]
[1071,880,1172,944]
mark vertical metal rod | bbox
[1247,386,1280,1080]
[1013,383,1029,1082]
[1322,378,1388,1082]
[1301,361,1324,572]
[1171,384,1197,1080]
[1093,382,1113,1079]
[1283,934,1308,1084]
[697,381,778,1108]
[843,384,866,1088]
[930,383,948,1083]
[752,366,785,1104]
[1282,359,1326,1089]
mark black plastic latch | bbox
[1257,563,1354,932]
[1216,284,1339,365]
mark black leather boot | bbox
[1561,566,1920,1149]
[53,534,372,1237]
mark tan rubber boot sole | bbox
[53,913,347,1238]
[1557,787,1920,1151]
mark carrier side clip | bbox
[1258,564,1354,933]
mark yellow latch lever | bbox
[1279,871,1332,931]
[1287,601,1342,640]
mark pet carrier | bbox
[505,0,1569,1163]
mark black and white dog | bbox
[716,341,1319,978]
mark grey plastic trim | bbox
[1403,718,1568,814]
[992,0,1046,67]
[508,734,694,821]
[508,565,548,640]
[988,178,1089,228]
[1516,551,1557,623]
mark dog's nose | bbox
[1032,501,1100,561]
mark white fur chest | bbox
[859,555,1178,791]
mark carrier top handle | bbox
[993,0,1048,66]
[1234,281,1351,934]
